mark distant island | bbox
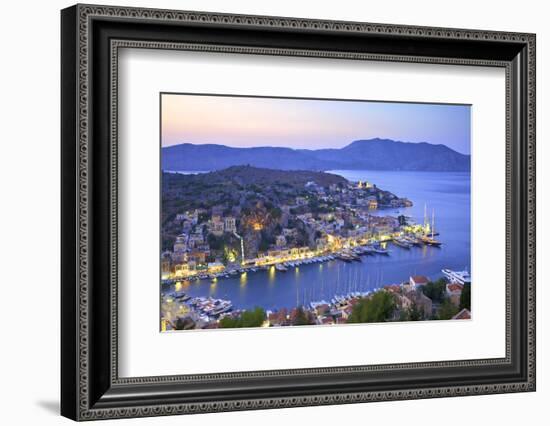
[161,138,471,172]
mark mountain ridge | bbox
[162,138,470,172]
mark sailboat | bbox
[422,208,442,246]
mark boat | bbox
[213,305,232,315]
[442,268,471,285]
[373,246,390,255]
[337,254,353,262]
[362,246,376,255]
[275,264,288,272]
[404,236,422,246]
[310,300,329,310]
[210,301,233,317]
[422,207,443,246]
[174,292,191,302]
[393,238,411,249]
[357,247,371,256]
[421,235,442,246]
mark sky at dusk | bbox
[161,94,471,155]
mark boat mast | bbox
[431,209,435,239]
[424,203,428,232]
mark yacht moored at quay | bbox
[442,268,471,285]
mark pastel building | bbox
[275,235,287,247]
[224,216,237,233]
[409,275,429,288]
[211,219,224,236]
[446,283,464,306]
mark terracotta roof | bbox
[452,308,471,320]
[410,275,429,284]
[447,283,464,293]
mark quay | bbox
[161,231,442,286]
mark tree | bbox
[174,317,196,330]
[460,283,471,311]
[349,292,396,323]
[198,212,209,223]
[292,307,312,326]
[218,316,238,328]
[239,307,266,327]
[307,198,320,212]
[269,207,282,220]
[437,299,459,320]
[222,247,237,265]
[219,307,266,328]
[258,230,274,252]
[207,233,224,250]
[400,303,423,321]
[422,278,447,303]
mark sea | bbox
[162,170,471,311]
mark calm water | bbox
[163,170,471,311]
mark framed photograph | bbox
[61,4,536,421]
[159,93,473,331]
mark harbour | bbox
[161,170,471,314]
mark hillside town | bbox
[161,166,420,282]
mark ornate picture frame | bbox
[61,4,535,420]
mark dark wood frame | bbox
[61,4,536,421]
